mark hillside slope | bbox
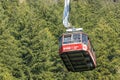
[0,0,120,80]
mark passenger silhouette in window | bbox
[64,34,71,44]
[73,34,80,43]
[82,34,88,45]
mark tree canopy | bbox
[0,0,120,80]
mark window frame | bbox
[82,33,88,45]
[63,33,82,44]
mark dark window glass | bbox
[82,34,88,45]
[63,34,72,44]
[73,34,81,43]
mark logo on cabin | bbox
[83,45,87,50]
[63,46,71,51]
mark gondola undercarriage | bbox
[60,50,95,72]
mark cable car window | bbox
[82,34,88,45]
[73,34,81,43]
[63,34,72,44]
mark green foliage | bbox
[0,0,120,80]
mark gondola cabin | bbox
[59,29,96,72]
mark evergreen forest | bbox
[0,0,120,80]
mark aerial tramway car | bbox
[59,28,96,72]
